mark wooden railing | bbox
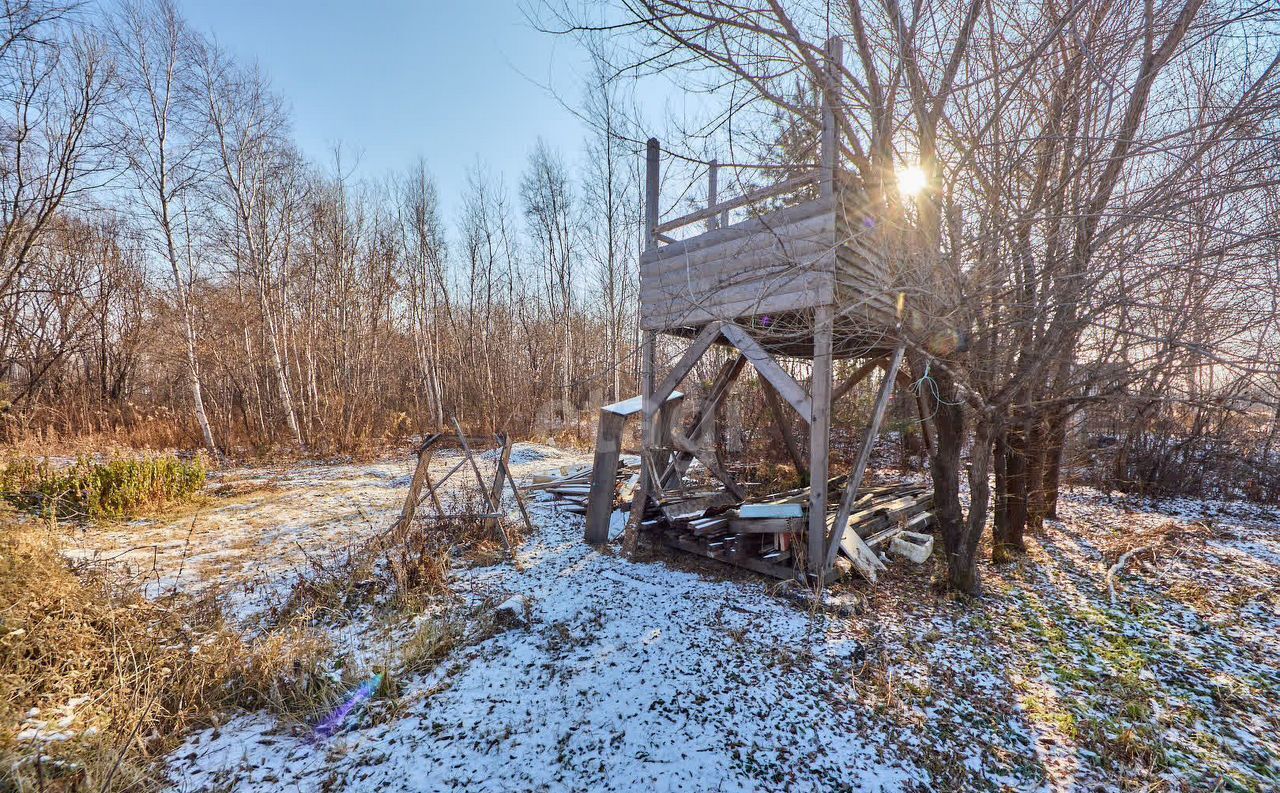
[644,36,844,252]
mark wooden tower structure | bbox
[586,38,931,583]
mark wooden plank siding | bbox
[639,190,897,341]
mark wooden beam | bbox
[584,408,628,545]
[808,305,834,576]
[656,172,819,235]
[645,138,659,252]
[762,380,807,476]
[648,321,723,415]
[391,434,441,539]
[665,354,746,485]
[831,356,888,405]
[824,344,905,571]
[489,434,513,521]
[820,36,843,199]
[622,330,657,556]
[706,159,719,232]
[720,323,813,421]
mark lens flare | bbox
[312,673,383,741]
[898,164,928,197]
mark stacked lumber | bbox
[522,461,639,514]
[656,480,933,580]
[834,484,933,541]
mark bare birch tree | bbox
[106,0,217,453]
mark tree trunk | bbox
[929,368,984,595]
[1040,406,1068,520]
[993,421,1029,562]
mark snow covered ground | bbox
[64,445,1279,791]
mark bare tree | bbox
[106,0,217,453]
[197,41,304,447]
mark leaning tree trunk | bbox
[929,368,988,594]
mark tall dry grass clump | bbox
[0,509,377,791]
[0,510,241,791]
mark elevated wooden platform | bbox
[610,37,936,584]
[640,176,900,361]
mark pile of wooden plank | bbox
[523,461,639,514]
[655,480,933,580]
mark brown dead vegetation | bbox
[0,491,518,791]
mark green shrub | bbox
[0,453,207,519]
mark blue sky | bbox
[180,0,610,218]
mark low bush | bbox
[0,453,207,520]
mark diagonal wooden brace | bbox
[720,323,813,422]
[824,344,905,572]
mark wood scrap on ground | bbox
[523,451,935,583]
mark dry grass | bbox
[0,509,241,791]
[0,509,407,792]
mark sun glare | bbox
[898,164,928,197]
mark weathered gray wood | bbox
[807,305,834,575]
[666,534,801,581]
[706,159,718,232]
[824,344,905,571]
[721,323,813,421]
[649,321,722,414]
[622,330,657,555]
[391,434,440,539]
[640,196,834,264]
[657,172,819,234]
[643,212,836,282]
[728,517,806,534]
[489,435,513,522]
[645,138,659,252]
[820,36,842,199]
[641,280,833,332]
[584,408,628,545]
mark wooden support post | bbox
[824,344,905,572]
[645,138,660,252]
[707,159,719,231]
[820,37,843,200]
[623,330,657,556]
[489,434,513,517]
[808,305,834,577]
[392,434,441,538]
[584,409,628,545]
